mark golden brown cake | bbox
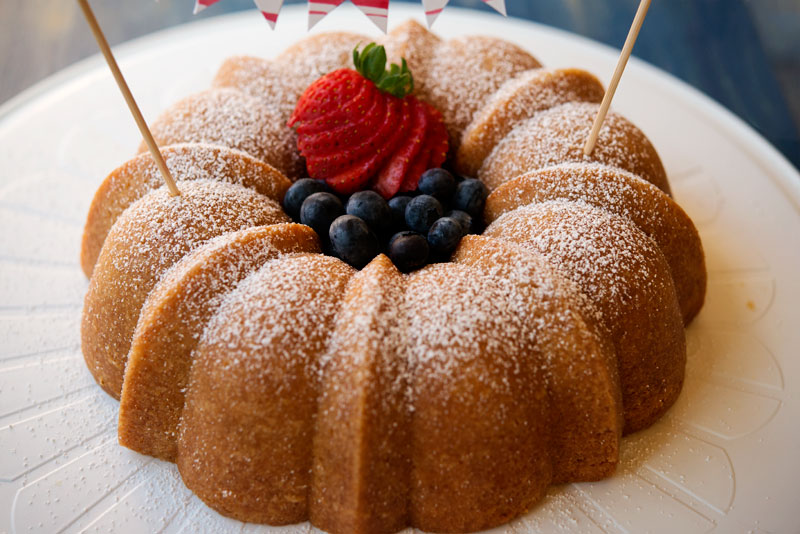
[80,142,291,276]
[118,223,320,461]
[478,101,672,193]
[455,68,606,177]
[79,20,706,534]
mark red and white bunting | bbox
[195,0,283,26]
[309,0,389,32]
[422,0,505,26]
[193,0,222,14]
[307,0,344,29]
[193,0,505,30]
[254,0,285,28]
[352,0,390,32]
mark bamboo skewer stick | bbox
[584,0,652,156]
[76,0,180,196]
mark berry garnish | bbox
[418,168,456,201]
[346,191,391,237]
[289,43,448,199]
[445,209,472,236]
[388,231,429,273]
[428,217,463,258]
[283,178,330,220]
[300,192,344,238]
[452,178,488,218]
[405,194,443,235]
[329,215,379,269]
[388,195,413,232]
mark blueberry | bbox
[427,217,463,258]
[329,215,378,269]
[445,209,472,236]
[388,196,413,231]
[346,191,391,236]
[452,178,488,218]
[388,231,429,273]
[418,168,456,200]
[405,194,443,234]
[283,178,330,220]
[300,192,344,238]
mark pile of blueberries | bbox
[282,168,488,272]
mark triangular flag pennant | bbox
[191,0,507,30]
[352,0,390,32]
[482,0,506,16]
[421,0,448,28]
[254,0,284,28]
[193,0,222,15]
[308,0,345,29]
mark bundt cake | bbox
[79,19,706,534]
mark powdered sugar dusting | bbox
[380,20,441,107]
[422,36,541,148]
[456,69,605,176]
[82,143,290,276]
[484,162,705,322]
[276,32,368,93]
[485,200,665,324]
[143,88,301,179]
[478,101,668,193]
[141,224,319,351]
[200,254,354,377]
[81,180,289,396]
[106,181,287,278]
[401,262,535,399]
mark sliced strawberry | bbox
[307,97,406,178]
[400,102,449,192]
[403,143,433,193]
[297,90,384,154]
[294,78,378,135]
[325,99,413,194]
[289,43,449,197]
[373,97,428,199]
[426,103,449,169]
[289,69,367,126]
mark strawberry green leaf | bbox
[353,43,414,98]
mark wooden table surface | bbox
[1,0,798,170]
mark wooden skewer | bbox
[76,0,180,196]
[583,0,651,156]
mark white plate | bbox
[1,4,799,533]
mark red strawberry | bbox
[288,69,369,126]
[401,102,448,192]
[297,90,384,154]
[294,79,379,136]
[306,97,403,179]
[373,97,428,198]
[289,43,449,198]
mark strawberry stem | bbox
[353,43,414,98]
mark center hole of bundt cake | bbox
[281,168,488,272]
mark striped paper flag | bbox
[352,0,390,32]
[254,0,285,28]
[195,0,284,27]
[193,0,506,31]
[308,0,344,29]
[422,0,506,27]
[193,0,222,14]
[309,0,389,32]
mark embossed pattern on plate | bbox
[1,5,799,533]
